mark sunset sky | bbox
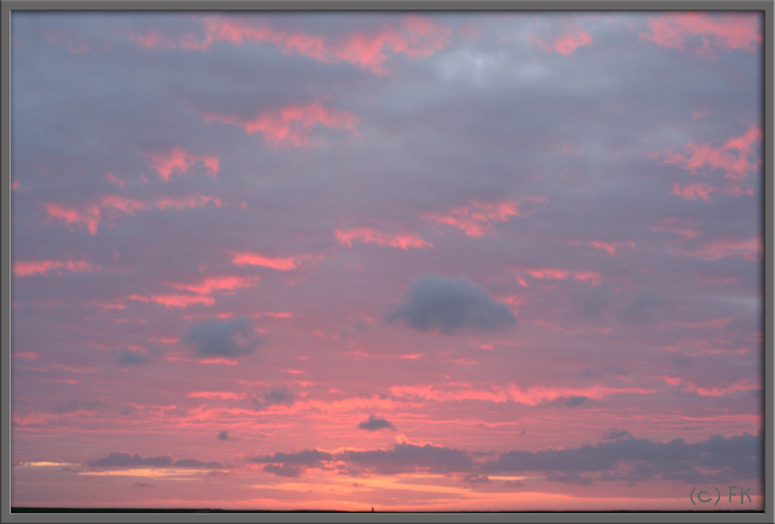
[9,10,765,511]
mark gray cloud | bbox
[253,443,472,477]
[89,452,173,468]
[182,318,258,357]
[603,429,633,440]
[385,275,516,334]
[344,443,474,475]
[173,458,222,468]
[53,399,102,414]
[482,430,763,485]
[358,415,395,431]
[459,473,491,485]
[249,449,333,477]
[564,395,589,407]
[116,348,150,366]
[243,431,762,485]
[89,452,221,469]
[218,430,229,441]
[571,282,614,318]
[251,387,295,411]
[620,290,664,323]
[262,464,303,478]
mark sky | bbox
[9,10,765,511]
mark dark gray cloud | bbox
[53,399,102,414]
[603,429,633,440]
[218,430,229,441]
[620,290,664,323]
[262,464,303,478]
[344,443,474,474]
[251,387,294,411]
[182,318,258,357]
[385,275,516,334]
[570,282,614,318]
[242,430,763,486]
[89,452,173,468]
[482,430,763,485]
[459,473,491,485]
[116,348,150,366]
[358,415,395,431]
[564,395,589,407]
[173,458,222,468]
[249,449,333,477]
[89,452,221,469]
[253,443,472,477]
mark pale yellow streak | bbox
[353,476,472,496]
[252,473,474,497]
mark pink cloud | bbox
[334,227,432,250]
[123,275,260,311]
[88,300,126,311]
[145,147,220,181]
[512,267,602,287]
[198,358,239,365]
[528,268,569,280]
[14,352,39,360]
[157,195,222,210]
[588,240,636,255]
[170,275,260,295]
[573,271,602,286]
[200,17,328,58]
[676,316,732,329]
[671,228,700,239]
[99,195,148,216]
[127,294,215,309]
[42,196,148,235]
[166,15,451,75]
[327,15,452,74]
[641,12,761,57]
[43,194,220,234]
[682,238,762,262]
[655,125,762,181]
[12,259,98,277]
[649,218,700,239]
[128,29,178,50]
[42,202,101,235]
[231,253,296,270]
[422,200,521,237]
[671,182,718,201]
[514,277,529,288]
[263,312,294,318]
[283,395,409,416]
[44,29,90,54]
[390,382,655,406]
[203,101,358,149]
[529,25,592,56]
[187,391,247,400]
[723,185,754,197]
[659,376,760,397]
[105,173,126,189]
